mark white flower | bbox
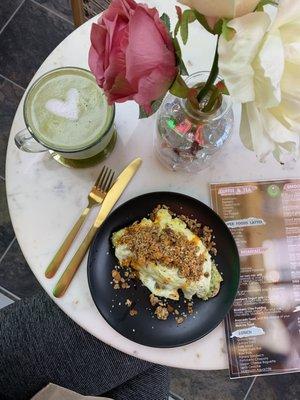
[218,0,300,162]
[179,0,260,19]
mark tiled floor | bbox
[0,1,299,399]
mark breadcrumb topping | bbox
[114,215,205,281]
[151,204,217,255]
[111,205,218,325]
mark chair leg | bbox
[71,0,85,27]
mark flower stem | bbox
[197,36,220,104]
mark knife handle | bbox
[45,207,91,279]
[53,225,98,298]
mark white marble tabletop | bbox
[6,0,300,370]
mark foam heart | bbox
[45,88,79,121]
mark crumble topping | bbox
[114,221,205,281]
[151,204,217,255]
[149,294,160,306]
[111,205,218,324]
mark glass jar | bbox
[155,71,234,173]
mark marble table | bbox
[6,0,300,370]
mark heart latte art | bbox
[25,68,114,152]
[45,88,80,121]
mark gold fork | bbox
[45,166,115,278]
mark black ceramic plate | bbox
[87,192,240,348]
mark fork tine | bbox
[98,166,109,189]
[106,171,115,192]
[101,168,113,192]
[94,166,106,188]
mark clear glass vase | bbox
[155,71,234,173]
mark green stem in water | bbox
[202,86,220,113]
[197,36,220,104]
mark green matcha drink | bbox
[24,68,114,154]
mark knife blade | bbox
[53,157,142,297]
[93,157,142,228]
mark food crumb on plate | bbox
[155,306,169,320]
[129,308,138,317]
[125,299,132,307]
[175,316,185,324]
[149,293,160,306]
[167,304,174,313]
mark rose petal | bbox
[219,12,271,103]
[133,67,173,111]
[252,29,284,108]
[107,73,136,103]
[104,22,129,90]
[262,108,299,147]
[241,102,300,162]
[88,0,176,108]
[89,23,108,85]
[179,0,260,19]
[240,102,275,161]
[126,6,176,83]
[272,0,300,29]
[105,0,136,20]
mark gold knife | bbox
[53,157,142,298]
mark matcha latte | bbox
[24,68,114,154]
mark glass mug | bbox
[15,67,116,167]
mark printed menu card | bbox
[210,179,300,378]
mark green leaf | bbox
[179,10,196,44]
[179,59,188,76]
[173,37,189,75]
[160,13,171,32]
[187,10,196,23]
[193,11,214,34]
[173,37,182,59]
[221,19,235,41]
[202,86,220,112]
[180,11,189,45]
[213,19,223,35]
[151,96,165,114]
[216,80,229,95]
[197,37,219,102]
[255,0,278,11]
[169,74,190,98]
[174,20,180,37]
[139,106,148,119]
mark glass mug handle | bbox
[14,128,48,153]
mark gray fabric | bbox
[0,290,169,400]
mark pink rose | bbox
[89,0,177,114]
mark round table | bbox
[6,0,300,370]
